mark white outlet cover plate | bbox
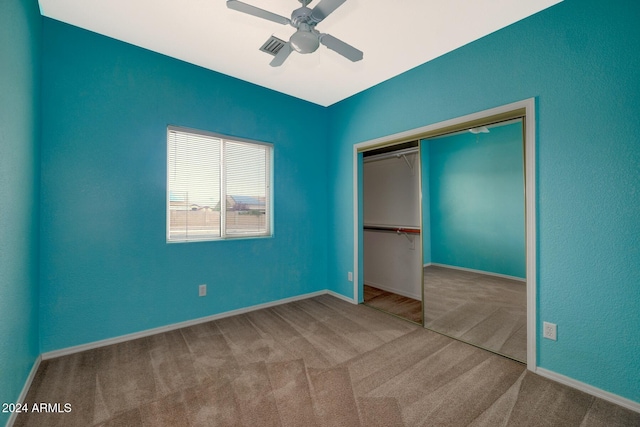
[543,321,557,340]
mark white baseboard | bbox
[15,290,640,419]
[365,281,421,301]
[428,263,526,282]
[535,367,640,413]
[41,290,329,360]
[7,354,41,427]
[327,290,357,304]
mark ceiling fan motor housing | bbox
[291,6,314,27]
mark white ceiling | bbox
[38,0,562,107]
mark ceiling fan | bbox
[226,0,363,66]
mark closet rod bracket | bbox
[399,153,415,175]
[396,229,414,243]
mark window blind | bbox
[167,127,272,242]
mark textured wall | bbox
[39,19,329,352]
[426,122,525,278]
[328,0,640,403]
[0,0,41,424]
[363,155,422,299]
[363,155,421,227]
[5,0,640,413]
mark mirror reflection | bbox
[421,120,527,361]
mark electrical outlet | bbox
[199,284,207,297]
[347,272,353,282]
[543,321,557,341]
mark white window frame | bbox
[166,126,273,243]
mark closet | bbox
[362,142,423,324]
[357,103,533,363]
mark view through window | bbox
[167,127,272,242]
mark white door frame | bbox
[352,98,537,370]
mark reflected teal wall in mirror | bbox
[421,121,525,278]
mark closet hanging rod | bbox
[363,225,421,234]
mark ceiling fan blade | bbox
[310,0,346,24]
[270,42,292,67]
[319,33,363,62]
[227,0,291,25]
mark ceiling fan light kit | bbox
[226,0,363,67]
[290,23,320,53]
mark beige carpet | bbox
[15,295,638,426]
[424,265,527,362]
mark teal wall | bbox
[423,122,525,278]
[39,19,329,352]
[328,0,640,403]
[3,0,639,412]
[0,0,41,424]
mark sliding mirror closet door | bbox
[421,120,527,361]
[362,143,423,324]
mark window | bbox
[167,126,272,242]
